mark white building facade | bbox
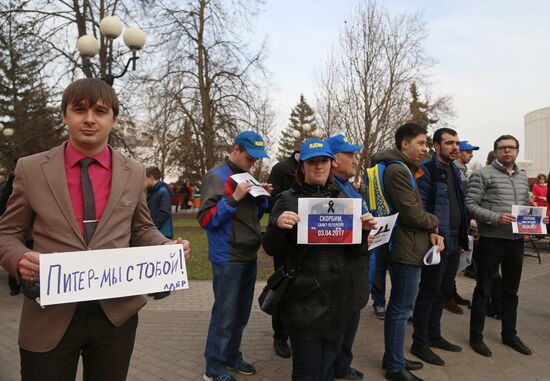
[524,107,550,178]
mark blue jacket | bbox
[418,154,469,250]
[146,180,173,239]
[197,158,268,264]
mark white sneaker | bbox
[373,305,386,319]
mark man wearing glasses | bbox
[465,135,541,357]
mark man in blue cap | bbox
[443,139,481,312]
[198,131,272,381]
[327,134,372,380]
[455,140,480,185]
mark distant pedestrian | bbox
[146,166,174,300]
[180,182,190,210]
[532,174,548,211]
[0,171,21,296]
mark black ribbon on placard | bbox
[327,200,335,213]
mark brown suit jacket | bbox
[0,142,170,352]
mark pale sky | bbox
[254,0,550,165]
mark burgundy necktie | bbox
[80,158,97,245]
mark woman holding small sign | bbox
[263,138,375,381]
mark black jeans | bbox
[413,236,460,345]
[290,335,343,381]
[469,237,524,342]
[334,310,360,376]
[20,301,138,381]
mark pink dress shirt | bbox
[64,142,112,237]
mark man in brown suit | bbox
[0,78,190,381]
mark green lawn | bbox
[174,213,273,280]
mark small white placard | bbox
[368,213,399,250]
[511,205,547,235]
[39,244,188,306]
[423,245,441,266]
[230,173,270,197]
[297,198,362,245]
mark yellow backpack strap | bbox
[366,166,377,211]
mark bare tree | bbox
[139,0,271,175]
[316,0,453,173]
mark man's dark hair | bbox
[433,128,457,145]
[146,167,162,180]
[493,135,520,151]
[486,150,495,165]
[395,123,428,150]
[61,78,120,116]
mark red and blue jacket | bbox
[197,158,268,264]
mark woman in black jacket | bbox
[263,138,374,381]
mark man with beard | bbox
[410,128,469,366]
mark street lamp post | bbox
[0,123,14,137]
[292,123,322,148]
[76,16,146,86]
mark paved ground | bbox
[1,243,550,381]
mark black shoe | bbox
[429,336,462,352]
[464,269,476,279]
[443,299,463,314]
[470,339,492,357]
[385,368,424,381]
[152,291,170,300]
[404,359,423,371]
[335,367,363,380]
[227,359,256,375]
[454,292,471,306]
[502,336,532,355]
[383,359,423,371]
[10,288,20,296]
[411,343,445,366]
[273,338,291,358]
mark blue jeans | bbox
[369,247,388,308]
[205,262,257,377]
[383,261,422,373]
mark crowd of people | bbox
[0,78,544,381]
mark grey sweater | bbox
[465,160,529,239]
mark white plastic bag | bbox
[457,234,474,275]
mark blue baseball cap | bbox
[326,134,363,153]
[299,138,335,161]
[234,131,270,159]
[459,140,480,151]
